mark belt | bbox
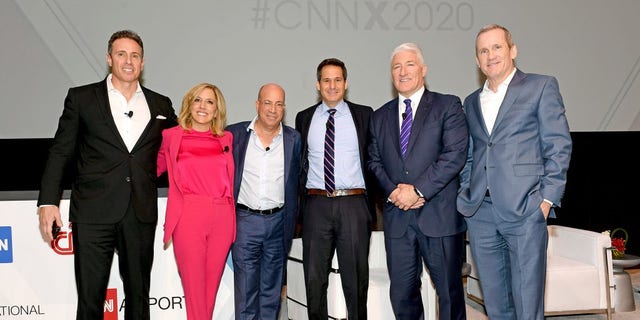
[236,203,283,216]
[306,188,366,198]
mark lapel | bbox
[469,90,489,136]
[282,127,293,185]
[95,80,129,151]
[169,128,185,194]
[492,69,526,135]
[233,123,252,195]
[301,105,317,142]
[131,86,161,152]
[345,100,367,162]
[299,105,317,168]
[384,100,403,158]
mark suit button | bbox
[125,177,131,183]
[404,170,409,175]
[129,154,134,158]
[488,142,493,147]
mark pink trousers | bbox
[172,195,235,320]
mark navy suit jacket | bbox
[457,69,572,221]
[368,89,468,238]
[38,78,176,224]
[226,122,302,255]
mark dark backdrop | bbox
[1,132,639,253]
[551,131,640,255]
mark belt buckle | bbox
[326,190,336,198]
[333,190,347,197]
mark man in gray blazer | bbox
[457,24,572,320]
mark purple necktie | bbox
[400,99,413,158]
[324,109,337,193]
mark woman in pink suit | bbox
[157,82,235,319]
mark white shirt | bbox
[479,68,516,135]
[107,74,151,151]
[237,116,285,210]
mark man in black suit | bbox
[368,43,468,319]
[37,30,177,320]
[295,58,375,320]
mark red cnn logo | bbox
[104,288,118,320]
[51,230,74,255]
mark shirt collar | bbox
[483,68,517,93]
[318,100,348,115]
[398,86,425,108]
[247,115,283,136]
[106,73,142,94]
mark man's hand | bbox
[540,201,552,220]
[390,183,423,211]
[38,206,61,242]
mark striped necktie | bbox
[400,99,413,158]
[324,108,337,193]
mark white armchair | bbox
[287,230,438,320]
[466,225,614,319]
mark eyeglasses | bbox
[260,100,285,108]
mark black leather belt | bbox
[307,188,366,198]
[236,203,283,215]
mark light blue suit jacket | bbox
[457,69,572,221]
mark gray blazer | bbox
[457,69,572,221]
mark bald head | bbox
[255,83,286,131]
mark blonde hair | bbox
[177,83,227,136]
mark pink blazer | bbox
[157,125,235,243]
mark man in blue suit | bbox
[368,43,469,320]
[227,83,302,319]
[457,24,572,320]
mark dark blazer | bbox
[295,100,376,216]
[368,89,468,237]
[226,122,302,255]
[38,79,177,224]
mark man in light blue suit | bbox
[227,83,302,319]
[457,24,572,320]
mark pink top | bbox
[177,129,232,198]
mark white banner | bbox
[0,198,235,319]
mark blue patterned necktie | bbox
[400,99,413,158]
[324,108,337,193]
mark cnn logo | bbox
[50,229,74,255]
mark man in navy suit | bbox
[368,43,468,320]
[295,58,375,320]
[227,83,302,319]
[457,24,572,320]
[37,30,177,320]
